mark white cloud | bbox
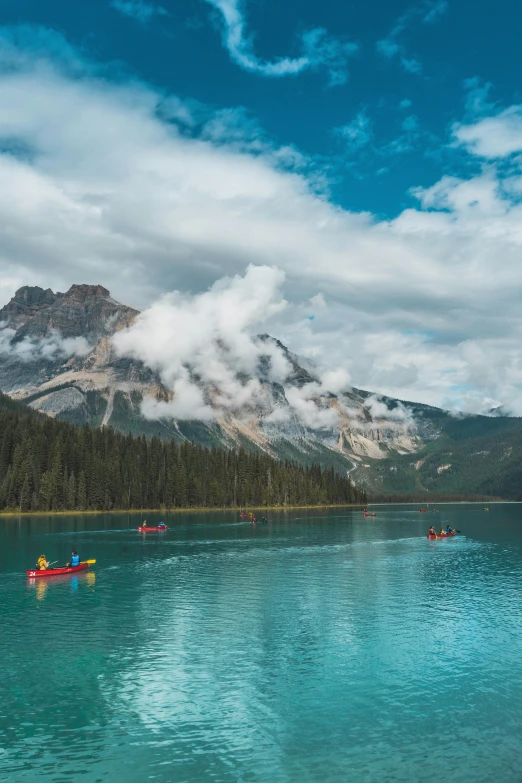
[2,28,522,414]
[364,394,414,424]
[111,0,167,23]
[0,326,90,362]
[112,265,290,420]
[203,0,357,85]
[453,106,522,158]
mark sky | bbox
[1,0,522,414]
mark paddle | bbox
[83,559,96,565]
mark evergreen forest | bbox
[0,394,366,512]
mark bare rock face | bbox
[3,283,139,342]
[0,286,58,330]
[0,284,156,421]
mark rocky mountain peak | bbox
[0,282,138,342]
[13,286,57,307]
[64,284,111,302]
[0,286,58,330]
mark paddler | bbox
[428,527,436,537]
[67,551,81,567]
[36,554,50,570]
[445,525,453,534]
[158,522,166,528]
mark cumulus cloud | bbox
[0,327,90,362]
[112,265,291,421]
[112,266,358,429]
[203,0,357,85]
[2,27,522,414]
[453,106,522,158]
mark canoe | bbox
[138,526,168,532]
[427,532,456,539]
[26,562,89,578]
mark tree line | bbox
[0,394,366,511]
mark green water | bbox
[1,504,522,782]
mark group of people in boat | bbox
[240,512,268,524]
[141,521,166,529]
[428,526,454,537]
[36,551,81,570]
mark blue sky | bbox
[7,0,521,216]
[1,0,522,413]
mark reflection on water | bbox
[35,579,47,601]
[1,505,522,782]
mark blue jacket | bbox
[71,554,80,566]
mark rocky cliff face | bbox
[0,283,441,479]
[0,284,138,340]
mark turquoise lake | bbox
[1,504,522,782]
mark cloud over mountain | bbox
[1,27,522,413]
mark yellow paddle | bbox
[83,559,97,565]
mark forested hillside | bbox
[356,413,522,500]
[0,395,365,512]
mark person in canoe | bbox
[428,527,436,537]
[36,554,50,570]
[158,522,166,529]
[67,551,81,567]
[445,525,453,534]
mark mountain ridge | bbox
[1,283,521,499]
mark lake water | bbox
[1,504,522,782]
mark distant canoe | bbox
[427,532,456,539]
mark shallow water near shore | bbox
[1,504,522,782]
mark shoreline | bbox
[0,499,512,518]
[0,503,367,518]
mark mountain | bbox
[1,284,521,499]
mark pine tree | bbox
[77,472,87,510]
[67,472,76,510]
[20,474,31,512]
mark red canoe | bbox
[427,532,456,539]
[138,526,168,532]
[26,562,90,578]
